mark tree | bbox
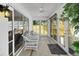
[63,3,79,27]
[64,4,79,53]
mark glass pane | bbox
[9,42,13,54]
[9,53,13,56]
[40,20,48,35]
[8,10,13,41]
[59,20,65,46]
[50,14,57,40]
[32,20,48,36]
[32,20,40,34]
[14,10,24,52]
[8,31,13,41]
[23,18,29,35]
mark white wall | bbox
[0,18,8,56]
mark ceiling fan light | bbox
[5,10,10,17]
[39,7,44,13]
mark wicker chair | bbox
[22,34,39,51]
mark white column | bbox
[64,20,69,52]
[48,19,50,37]
[29,18,33,32]
[8,6,15,56]
[57,18,60,42]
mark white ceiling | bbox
[10,3,64,20]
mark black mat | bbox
[69,48,74,55]
[48,44,67,55]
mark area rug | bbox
[48,44,67,55]
[69,48,74,55]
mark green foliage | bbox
[33,20,37,25]
[63,3,79,26]
[73,41,79,53]
[64,3,79,53]
[33,20,40,25]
